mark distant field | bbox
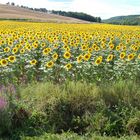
[0,4,89,23]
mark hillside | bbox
[103,15,140,25]
[0,4,89,23]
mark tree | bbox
[11,2,15,6]
[6,2,10,5]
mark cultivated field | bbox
[0,21,140,84]
[0,21,140,139]
[0,4,89,23]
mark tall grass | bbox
[1,80,140,139]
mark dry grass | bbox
[0,4,89,23]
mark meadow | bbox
[0,21,140,139]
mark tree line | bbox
[51,10,101,22]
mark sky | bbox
[0,0,140,19]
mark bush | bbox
[1,80,140,138]
[0,84,29,137]
[126,112,140,135]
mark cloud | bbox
[69,0,140,19]
[0,0,71,9]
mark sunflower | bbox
[77,55,83,63]
[107,54,114,62]
[43,48,51,55]
[41,43,46,48]
[127,53,135,61]
[33,43,38,49]
[116,45,121,51]
[88,48,93,53]
[43,48,49,55]
[65,63,72,71]
[81,45,88,51]
[20,48,25,54]
[12,47,18,54]
[26,45,32,51]
[8,56,16,63]
[133,46,139,51]
[120,52,126,59]
[0,59,8,67]
[138,54,140,59]
[8,41,13,46]
[52,53,58,60]
[46,61,54,68]
[95,56,102,65]
[122,46,127,51]
[30,59,37,65]
[83,53,91,61]
[4,47,10,53]
[95,47,100,51]
[109,44,114,50]
[63,51,71,59]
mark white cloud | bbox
[0,0,140,19]
[0,0,71,9]
[69,0,140,19]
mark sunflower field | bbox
[0,21,140,84]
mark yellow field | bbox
[0,21,140,83]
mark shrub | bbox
[126,111,140,135]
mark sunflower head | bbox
[95,56,102,65]
[107,54,114,62]
[83,53,91,61]
[77,55,83,63]
[4,47,10,53]
[52,53,58,61]
[128,53,135,61]
[65,63,72,71]
[64,51,71,59]
[120,52,126,59]
[46,61,54,68]
[0,59,8,67]
[30,59,37,65]
[8,56,16,63]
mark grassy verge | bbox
[0,18,31,21]
[0,80,140,139]
[22,133,140,140]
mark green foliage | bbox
[1,80,140,139]
[103,15,140,25]
[21,133,140,140]
[51,10,101,22]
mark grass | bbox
[0,80,140,139]
[0,18,30,21]
[21,133,140,140]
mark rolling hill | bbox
[0,4,89,23]
[103,15,140,25]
